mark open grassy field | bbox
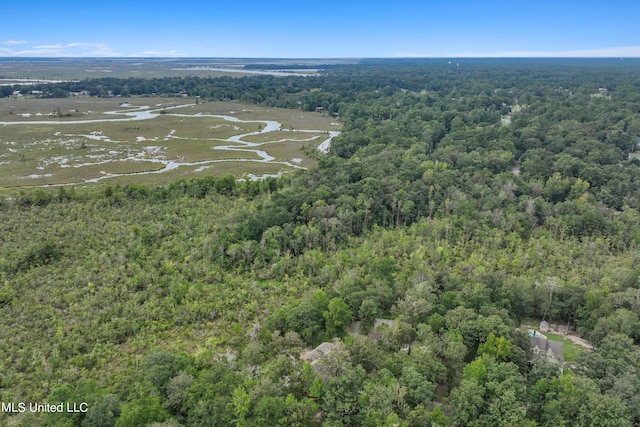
[0,97,340,188]
[545,333,583,363]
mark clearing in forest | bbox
[0,97,340,188]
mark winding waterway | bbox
[1,103,340,185]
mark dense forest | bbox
[3,58,640,426]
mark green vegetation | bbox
[3,58,640,426]
[544,333,582,363]
[0,98,338,187]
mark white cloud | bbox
[32,44,64,50]
[548,46,640,57]
[2,40,28,45]
[133,49,187,57]
[0,38,186,57]
[65,42,118,56]
[0,40,183,57]
[10,42,120,57]
[16,45,64,55]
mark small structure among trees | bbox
[300,342,336,370]
[539,320,550,333]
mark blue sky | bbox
[1,0,639,57]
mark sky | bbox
[1,0,639,58]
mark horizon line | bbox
[1,56,640,60]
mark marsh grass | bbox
[0,98,340,188]
[163,142,262,162]
[242,130,325,144]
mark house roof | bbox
[373,318,395,332]
[302,342,336,364]
[530,336,564,363]
[348,318,396,335]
